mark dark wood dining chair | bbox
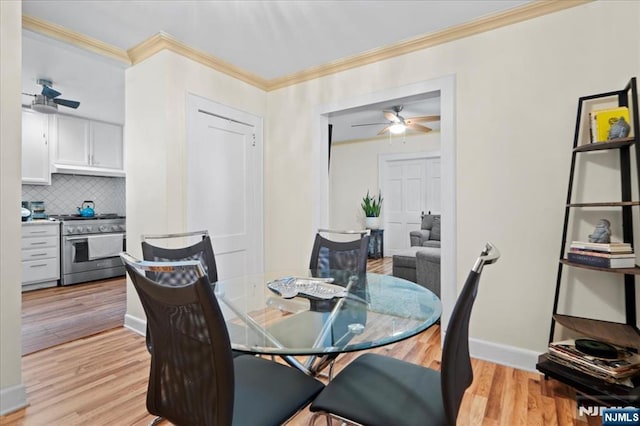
[121,253,325,426]
[308,242,500,426]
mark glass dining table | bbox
[213,269,442,376]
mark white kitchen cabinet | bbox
[21,109,51,185]
[91,121,123,169]
[55,114,90,166]
[53,114,124,177]
[22,221,60,291]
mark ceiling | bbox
[20,0,532,137]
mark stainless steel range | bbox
[53,214,126,285]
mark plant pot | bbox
[365,217,380,229]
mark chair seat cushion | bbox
[311,353,445,426]
[233,355,324,426]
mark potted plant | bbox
[361,190,383,229]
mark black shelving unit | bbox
[537,77,640,405]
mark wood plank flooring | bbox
[21,278,126,355]
[4,257,601,425]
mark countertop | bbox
[22,219,60,226]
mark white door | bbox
[187,97,263,281]
[380,154,440,255]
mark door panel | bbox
[188,110,258,280]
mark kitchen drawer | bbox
[22,225,59,238]
[22,257,59,284]
[22,236,58,250]
[21,246,58,261]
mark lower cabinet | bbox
[22,222,60,291]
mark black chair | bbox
[309,229,370,275]
[309,242,500,426]
[140,230,251,358]
[121,253,325,426]
[141,230,218,286]
[267,229,371,377]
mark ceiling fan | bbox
[22,79,80,114]
[352,106,440,135]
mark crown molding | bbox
[22,0,590,92]
[22,15,130,65]
[127,32,269,90]
[267,0,591,90]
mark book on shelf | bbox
[567,252,636,268]
[590,106,631,143]
[568,248,636,259]
[570,241,633,253]
[548,339,640,380]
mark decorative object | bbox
[588,219,611,243]
[608,116,631,140]
[361,191,382,229]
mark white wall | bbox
[265,0,640,366]
[124,50,266,327]
[0,0,27,415]
[329,133,440,231]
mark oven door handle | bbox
[64,233,126,241]
[64,236,89,241]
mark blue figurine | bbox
[608,117,631,140]
[588,219,611,243]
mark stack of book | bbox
[547,339,640,386]
[567,241,636,269]
[589,106,631,143]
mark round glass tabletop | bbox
[214,270,442,356]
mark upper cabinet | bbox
[22,109,51,185]
[52,114,124,177]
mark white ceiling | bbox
[20,0,531,136]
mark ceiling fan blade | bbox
[406,123,432,133]
[351,122,388,127]
[405,115,440,123]
[41,85,61,99]
[53,98,80,109]
[383,111,400,123]
[377,125,392,135]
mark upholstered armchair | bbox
[410,213,441,248]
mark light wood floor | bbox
[4,257,599,425]
[22,278,126,355]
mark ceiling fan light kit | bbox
[389,123,406,134]
[30,94,59,114]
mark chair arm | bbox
[410,230,430,246]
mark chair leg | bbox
[307,411,332,426]
[149,417,164,425]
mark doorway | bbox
[314,75,457,329]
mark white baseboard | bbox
[124,313,146,336]
[469,337,540,372]
[0,383,27,416]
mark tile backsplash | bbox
[22,174,125,216]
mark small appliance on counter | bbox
[21,201,31,222]
[30,201,48,219]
